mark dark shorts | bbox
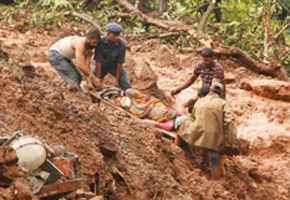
[48,50,82,86]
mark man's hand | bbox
[171,74,198,97]
[88,74,103,90]
[171,88,180,97]
[183,98,197,108]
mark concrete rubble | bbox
[0,131,101,200]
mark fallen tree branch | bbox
[115,0,191,32]
[263,0,272,60]
[274,22,290,39]
[213,46,281,76]
[198,0,216,33]
[64,11,101,31]
[110,12,131,19]
[146,32,181,39]
[115,0,289,81]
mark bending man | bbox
[48,30,101,89]
[176,83,228,179]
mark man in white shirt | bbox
[48,30,101,89]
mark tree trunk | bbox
[137,0,150,13]
[159,0,168,14]
[198,0,216,33]
[263,0,272,61]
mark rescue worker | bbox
[171,47,225,108]
[48,29,101,89]
[176,83,230,180]
[93,22,131,91]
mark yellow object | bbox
[125,89,177,122]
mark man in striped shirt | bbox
[171,48,225,108]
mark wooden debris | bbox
[64,11,102,32]
[111,166,132,194]
[37,178,89,198]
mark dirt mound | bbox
[0,59,287,200]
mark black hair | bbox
[87,29,101,41]
[84,29,101,57]
[211,84,224,97]
[200,47,214,58]
[198,86,210,97]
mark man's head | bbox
[211,82,224,97]
[200,48,215,68]
[106,22,123,43]
[86,29,101,48]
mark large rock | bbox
[135,64,173,105]
[240,79,290,102]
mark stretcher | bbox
[88,90,177,139]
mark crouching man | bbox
[48,30,101,89]
[176,83,235,180]
[93,22,131,91]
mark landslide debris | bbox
[0,23,289,200]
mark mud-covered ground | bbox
[0,22,289,200]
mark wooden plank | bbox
[37,178,88,198]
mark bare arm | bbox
[74,41,91,77]
[95,62,102,79]
[173,74,198,95]
[116,63,122,83]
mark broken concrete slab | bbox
[36,178,89,198]
[0,131,90,200]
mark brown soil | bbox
[0,22,289,200]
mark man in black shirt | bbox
[94,22,131,90]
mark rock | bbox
[135,64,158,90]
[99,143,118,161]
[2,165,25,180]
[224,72,236,84]
[239,80,252,91]
[0,146,18,164]
[13,178,33,200]
[248,168,272,183]
[0,187,14,200]
[240,79,290,101]
[0,48,9,62]
[21,64,36,78]
[90,195,104,200]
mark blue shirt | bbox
[94,37,126,72]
